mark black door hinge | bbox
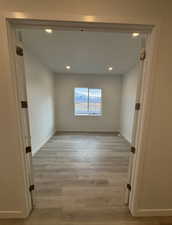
[21,101,28,108]
[29,184,35,192]
[127,183,131,191]
[16,46,24,56]
[135,103,140,111]
[131,146,136,154]
[26,146,32,153]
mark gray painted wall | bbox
[55,73,122,132]
[24,50,56,155]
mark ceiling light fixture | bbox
[45,29,53,34]
[66,66,71,70]
[132,32,140,37]
[108,67,113,71]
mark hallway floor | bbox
[2,133,172,224]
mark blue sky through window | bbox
[74,88,102,115]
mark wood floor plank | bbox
[32,133,130,210]
[1,133,172,224]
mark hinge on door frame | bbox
[21,101,28,108]
[26,146,32,154]
[135,102,140,111]
[140,49,146,60]
[127,183,131,191]
[131,146,136,154]
[16,46,24,56]
[29,184,35,192]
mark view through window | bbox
[74,88,102,116]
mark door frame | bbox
[5,15,156,217]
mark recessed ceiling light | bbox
[108,67,113,71]
[45,29,53,34]
[132,32,140,37]
[66,66,71,70]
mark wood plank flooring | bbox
[32,133,130,210]
[1,133,172,225]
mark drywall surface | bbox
[0,0,172,218]
[120,65,139,142]
[55,74,121,132]
[24,49,56,155]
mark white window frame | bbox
[74,87,102,116]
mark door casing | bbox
[5,16,155,217]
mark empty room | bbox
[1,1,172,224]
[16,27,143,215]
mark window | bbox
[74,88,102,116]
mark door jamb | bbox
[6,17,156,216]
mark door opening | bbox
[8,20,151,217]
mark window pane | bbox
[89,89,102,115]
[74,88,88,115]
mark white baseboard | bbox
[131,208,172,217]
[56,130,120,134]
[0,210,26,218]
[119,133,131,144]
[32,129,56,156]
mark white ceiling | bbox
[21,29,141,75]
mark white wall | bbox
[24,49,56,155]
[120,65,139,142]
[55,74,121,132]
[0,0,172,218]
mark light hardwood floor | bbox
[1,133,172,225]
[33,132,130,210]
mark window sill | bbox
[75,114,102,117]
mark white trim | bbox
[3,18,33,218]
[55,130,120,134]
[131,208,172,217]
[120,134,131,144]
[0,211,27,219]
[5,17,157,218]
[32,129,56,156]
[129,29,159,214]
[75,114,102,116]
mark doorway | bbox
[9,21,150,216]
